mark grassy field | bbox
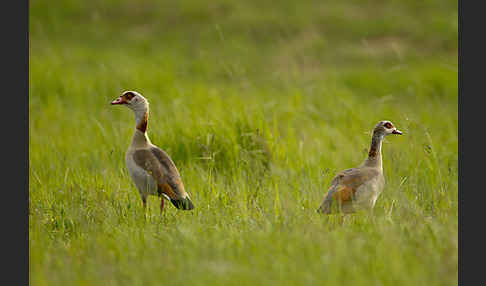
[29,0,458,285]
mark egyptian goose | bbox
[111,91,194,212]
[317,120,402,214]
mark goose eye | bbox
[124,92,135,100]
[384,122,392,129]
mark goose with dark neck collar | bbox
[317,120,402,214]
[111,91,194,212]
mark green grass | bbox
[29,0,458,285]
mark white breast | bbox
[125,149,158,197]
[353,175,385,210]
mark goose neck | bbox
[363,133,384,169]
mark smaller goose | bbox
[317,120,402,214]
[111,91,194,212]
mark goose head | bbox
[111,91,149,112]
[111,91,150,133]
[373,120,403,137]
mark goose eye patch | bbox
[123,92,136,100]
[384,122,393,129]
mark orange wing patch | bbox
[331,185,355,202]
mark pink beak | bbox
[392,129,403,135]
[111,97,125,105]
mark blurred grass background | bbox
[29,0,457,285]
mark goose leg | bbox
[160,197,165,214]
[339,214,344,225]
[141,197,148,221]
[142,197,147,210]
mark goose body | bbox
[317,120,402,214]
[112,91,194,211]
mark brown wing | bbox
[132,147,189,200]
[332,168,379,192]
[317,168,379,213]
[150,146,190,199]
